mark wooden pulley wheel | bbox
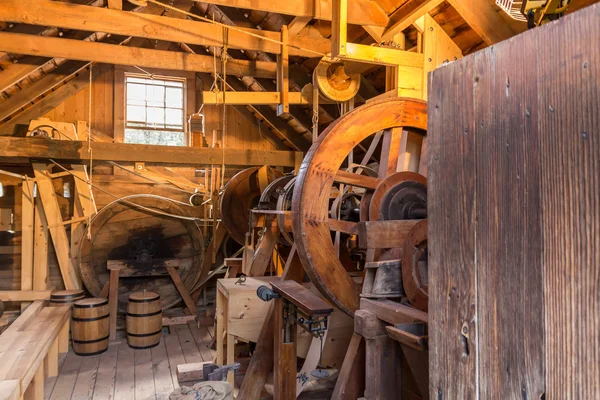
[77,195,204,312]
[220,166,283,245]
[313,56,361,102]
[258,175,295,211]
[369,172,427,221]
[292,97,427,316]
[402,219,428,311]
[276,176,296,246]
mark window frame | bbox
[114,67,195,146]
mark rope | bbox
[87,64,94,240]
[220,26,228,189]
[145,0,326,57]
[49,160,204,223]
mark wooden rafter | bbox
[446,0,516,44]
[0,32,278,78]
[382,0,445,41]
[0,64,111,135]
[0,0,330,57]
[194,0,389,26]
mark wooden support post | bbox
[332,0,348,58]
[32,164,80,290]
[216,287,226,366]
[332,333,365,399]
[24,362,44,400]
[277,25,289,116]
[58,320,69,353]
[108,268,120,341]
[21,180,35,311]
[32,196,49,290]
[273,297,297,400]
[167,266,198,316]
[249,221,279,277]
[45,338,59,378]
[354,310,402,399]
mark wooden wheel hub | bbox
[292,97,427,315]
[314,57,361,102]
[369,172,427,221]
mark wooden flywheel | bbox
[292,97,428,316]
[220,166,283,245]
[77,195,204,311]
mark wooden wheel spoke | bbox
[334,169,381,189]
[378,126,404,178]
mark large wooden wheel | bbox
[220,166,283,245]
[77,195,204,311]
[292,97,428,315]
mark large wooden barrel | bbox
[50,290,85,307]
[71,298,109,356]
[126,292,162,349]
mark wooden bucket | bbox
[50,290,85,307]
[71,298,109,356]
[126,292,162,349]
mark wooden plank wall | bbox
[428,4,599,399]
[41,66,279,151]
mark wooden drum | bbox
[50,290,85,307]
[126,292,162,349]
[71,298,109,356]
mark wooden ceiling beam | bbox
[194,0,389,27]
[0,0,329,57]
[0,32,278,78]
[446,0,516,44]
[0,137,300,167]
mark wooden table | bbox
[216,276,278,385]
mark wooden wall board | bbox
[428,5,600,399]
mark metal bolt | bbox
[428,58,432,62]
[430,27,434,31]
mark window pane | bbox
[166,87,183,108]
[147,107,165,126]
[125,129,185,146]
[127,105,146,123]
[127,83,146,101]
[166,109,183,128]
[146,85,165,107]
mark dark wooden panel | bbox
[429,4,600,399]
[537,5,600,398]
[427,55,477,398]
[473,34,544,398]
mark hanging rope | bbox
[145,0,326,57]
[220,25,228,189]
[87,63,94,240]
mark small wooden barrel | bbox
[50,290,85,307]
[126,292,162,349]
[71,298,109,356]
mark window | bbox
[125,75,186,146]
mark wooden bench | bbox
[0,301,70,400]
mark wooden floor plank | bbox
[71,353,101,400]
[91,342,119,400]
[49,351,83,400]
[44,353,67,400]
[151,338,174,400]
[113,342,135,400]
[188,322,215,362]
[134,348,156,400]
[173,325,203,364]
[206,325,215,339]
[164,333,186,389]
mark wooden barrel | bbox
[71,298,109,356]
[50,290,85,307]
[126,292,162,349]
